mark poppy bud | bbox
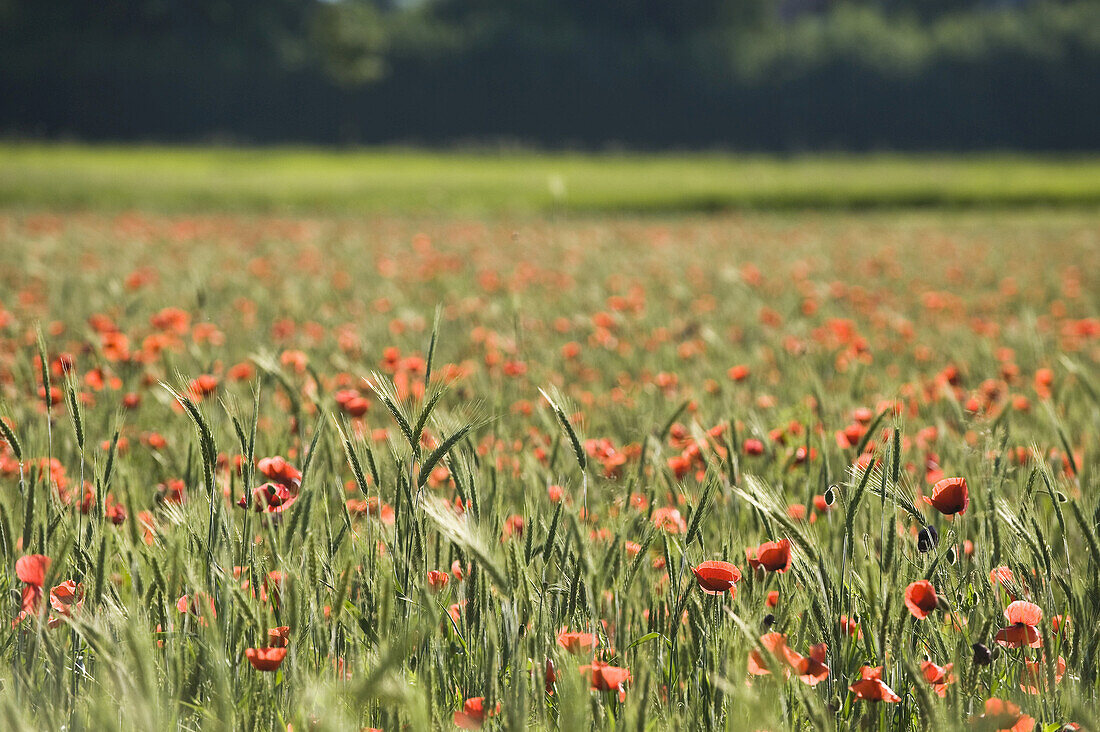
[972,643,992,666]
[945,546,957,564]
[823,487,836,506]
[917,525,939,553]
[762,613,775,628]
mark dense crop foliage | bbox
[0,211,1097,730]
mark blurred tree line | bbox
[1,0,1098,149]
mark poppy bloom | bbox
[188,374,219,399]
[268,626,291,648]
[501,515,525,540]
[557,630,597,655]
[245,647,287,672]
[920,660,954,697]
[334,389,370,417]
[49,581,83,617]
[176,592,217,623]
[989,566,1015,591]
[454,697,500,729]
[427,570,450,592]
[924,477,968,516]
[256,456,302,493]
[839,615,861,638]
[15,554,51,621]
[797,643,829,686]
[1020,655,1065,694]
[651,506,686,534]
[849,666,901,703]
[691,561,742,595]
[580,659,631,701]
[747,633,827,685]
[746,538,791,573]
[904,580,938,619]
[239,482,297,514]
[971,698,1035,732]
[995,601,1043,649]
[744,439,765,456]
[728,364,750,382]
[16,555,51,586]
[1051,614,1070,636]
[812,494,832,514]
[747,632,803,678]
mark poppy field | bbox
[0,207,1098,730]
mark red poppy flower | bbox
[972,698,1035,732]
[502,515,525,540]
[239,482,297,514]
[1004,600,1042,626]
[904,580,938,619]
[728,364,750,382]
[334,389,370,417]
[427,570,449,592]
[1051,614,1071,636]
[920,660,954,697]
[16,555,50,587]
[989,566,1015,589]
[995,601,1043,649]
[267,626,291,648]
[256,456,302,493]
[188,374,219,399]
[580,659,631,701]
[849,666,901,702]
[747,632,803,678]
[651,506,686,534]
[245,647,287,672]
[176,592,217,622]
[19,585,42,616]
[796,643,829,686]
[766,590,780,608]
[454,697,500,729]
[49,581,82,614]
[839,615,861,638]
[46,581,84,628]
[557,630,597,654]
[691,561,742,595]
[924,477,969,516]
[1020,655,1065,694]
[746,538,791,573]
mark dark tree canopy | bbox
[2,0,1098,149]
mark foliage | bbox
[0,206,1096,729]
[3,1,1100,148]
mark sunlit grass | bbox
[3,143,1100,213]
